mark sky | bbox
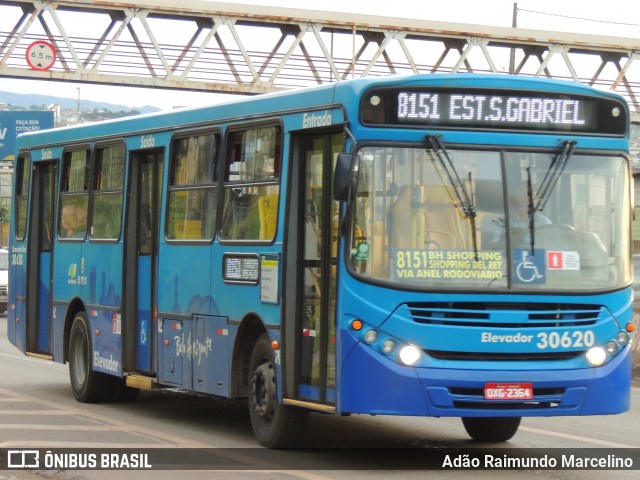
[1,0,639,110]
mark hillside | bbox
[0,90,160,114]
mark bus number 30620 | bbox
[536,331,595,349]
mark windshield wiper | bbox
[526,167,535,255]
[426,135,478,258]
[525,141,576,255]
[534,140,576,212]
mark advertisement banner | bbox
[0,111,55,160]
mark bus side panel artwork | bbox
[156,245,215,316]
[193,315,232,397]
[52,242,124,370]
[158,315,231,395]
[82,245,124,309]
[159,318,187,387]
[88,309,123,376]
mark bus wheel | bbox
[68,311,112,403]
[461,417,521,442]
[248,333,307,448]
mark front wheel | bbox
[68,311,113,403]
[461,417,521,442]
[248,333,308,448]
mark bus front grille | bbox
[406,302,602,328]
[424,350,582,361]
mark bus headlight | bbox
[585,346,607,367]
[398,345,421,366]
[605,341,618,355]
[382,339,396,354]
[616,331,630,347]
[350,319,422,366]
[364,329,378,344]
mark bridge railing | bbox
[0,0,639,114]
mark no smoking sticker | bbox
[547,250,581,270]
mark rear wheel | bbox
[68,311,113,403]
[461,417,521,442]
[248,333,307,448]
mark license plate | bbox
[484,382,533,400]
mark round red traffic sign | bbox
[25,41,57,71]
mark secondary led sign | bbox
[223,254,259,283]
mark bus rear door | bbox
[26,161,57,356]
[124,149,164,373]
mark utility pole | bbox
[509,3,518,74]
[76,87,81,124]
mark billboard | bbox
[0,111,55,160]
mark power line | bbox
[518,7,640,28]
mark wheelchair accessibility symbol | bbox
[513,248,546,284]
[140,320,148,346]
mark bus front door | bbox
[287,132,343,408]
[124,149,164,374]
[26,161,57,355]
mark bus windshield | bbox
[350,145,631,291]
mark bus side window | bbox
[166,132,219,241]
[91,143,125,240]
[14,154,31,241]
[59,149,89,240]
[220,125,281,242]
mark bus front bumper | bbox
[338,341,631,418]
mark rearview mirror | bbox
[333,153,359,202]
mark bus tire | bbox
[68,311,113,403]
[248,333,308,448]
[461,417,521,442]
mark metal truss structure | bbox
[1,0,640,114]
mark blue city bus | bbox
[7,74,635,447]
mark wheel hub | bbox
[251,362,276,420]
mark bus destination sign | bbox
[361,88,627,135]
[398,92,587,127]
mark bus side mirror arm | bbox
[333,153,360,202]
[333,152,360,237]
[631,166,636,221]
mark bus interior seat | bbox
[423,185,469,250]
[535,225,609,281]
[227,191,259,239]
[388,184,468,251]
[388,185,424,249]
[480,214,505,250]
[475,180,505,250]
[178,220,203,239]
[259,194,278,240]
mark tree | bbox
[0,204,9,223]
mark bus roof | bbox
[15,74,627,149]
